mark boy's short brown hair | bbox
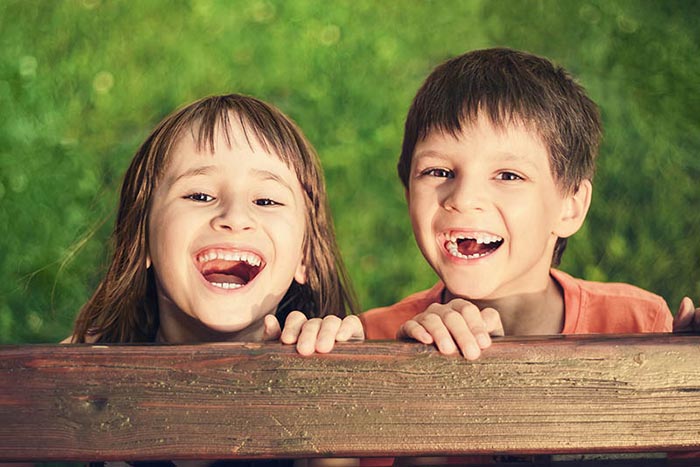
[398,48,602,265]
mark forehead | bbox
[414,115,550,163]
[162,120,298,178]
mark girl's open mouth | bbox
[195,249,264,290]
[445,232,504,260]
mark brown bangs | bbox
[181,95,318,201]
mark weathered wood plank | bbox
[0,334,699,461]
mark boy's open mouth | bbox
[195,249,264,290]
[445,233,504,260]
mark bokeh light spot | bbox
[250,1,275,23]
[19,56,37,78]
[10,173,28,193]
[617,15,639,33]
[27,312,43,333]
[93,71,114,94]
[320,25,341,46]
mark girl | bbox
[69,94,363,353]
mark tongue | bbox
[458,239,489,256]
[204,272,247,285]
[201,259,254,285]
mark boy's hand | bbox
[397,299,504,360]
[269,311,364,355]
[673,297,700,333]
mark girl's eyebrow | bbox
[171,165,216,184]
[251,169,295,193]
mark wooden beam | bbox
[1,334,699,461]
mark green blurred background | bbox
[1,0,698,343]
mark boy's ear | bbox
[554,179,592,238]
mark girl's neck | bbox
[155,309,266,344]
[445,275,565,336]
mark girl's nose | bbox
[442,176,486,212]
[211,199,255,232]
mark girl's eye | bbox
[185,193,215,202]
[254,198,280,206]
[422,168,454,178]
[497,172,523,181]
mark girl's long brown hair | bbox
[73,94,358,343]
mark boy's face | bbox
[407,114,588,301]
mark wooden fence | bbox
[1,334,699,464]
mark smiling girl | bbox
[69,94,362,352]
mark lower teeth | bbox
[447,241,493,259]
[210,282,244,289]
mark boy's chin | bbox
[443,281,498,303]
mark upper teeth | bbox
[196,250,262,267]
[449,233,503,244]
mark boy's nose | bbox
[442,177,486,212]
[211,200,255,232]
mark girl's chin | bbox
[196,315,267,337]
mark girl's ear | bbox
[554,179,592,238]
[146,253,152,269]
[294,261,307,284]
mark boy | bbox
[359,48,698,359]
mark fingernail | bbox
[465,344,481,360]
[439,339,456,354]
[476,334,491,348]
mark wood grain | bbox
[1,334,699,461]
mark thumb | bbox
[673,297,697,332]
[482,308,505,337]
[262,314,282,341]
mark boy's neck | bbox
[445,275,565,336]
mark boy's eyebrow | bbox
[412,150,450,163]
[495,152,541,170]
[414,150,542,169]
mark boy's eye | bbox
[422,168,454,178]
[185,192,215,202]
[254,198,280,206]
[496,172,523,181]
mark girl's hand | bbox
[275,311,364,355]
[673,297,700,333]
[397,299,504,360]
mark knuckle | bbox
[323,315,342,324]
[421,313,443,327]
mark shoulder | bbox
[554,269,672,333]
[360,282,445,340]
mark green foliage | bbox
[1,0,698,343]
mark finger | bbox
[280,311,308,344]
[262,314,282,341]
[296,318,322,356]
[673,297,695,332]
[397,320,434,344]
[481,308,505,337]
[689,298,700,332]
[419,313,458,355]
[315,316,343,353]
[443,308,482,360]
[336,315,365,341]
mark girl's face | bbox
[147,121,307,343]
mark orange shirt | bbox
[359,269,674,466]
[361,269,673,339]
